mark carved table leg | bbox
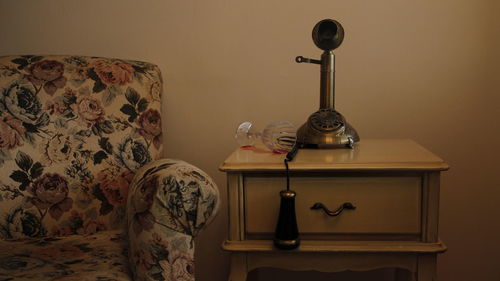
[228,253,248,281]
[416,255,437,281]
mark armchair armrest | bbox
[126,159,220,281]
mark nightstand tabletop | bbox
[220,138,449,172]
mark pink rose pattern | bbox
[97,167,134,206]
[136,108,162,149]
[160,252,195,281]
[28,60,67,95]
[0,115,26,149]
[28,173,73,220]
[93,59,135,86]
[132,229,197,281]
[71,95,105,127]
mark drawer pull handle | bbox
[310,202,356,217]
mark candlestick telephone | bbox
[274,19,359,250]
[295,19,359,149]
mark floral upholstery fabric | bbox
[0,55,220,281]
[127,159,219,281]
[0,230,131,281]
[0,55,163,238]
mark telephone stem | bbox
[320,51,335,110]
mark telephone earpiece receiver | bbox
[295,19,359,148]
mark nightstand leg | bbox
[416,255,437,281]
[228,253,248,281]
[395,268,412,281]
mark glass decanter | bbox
[235,121,296,153]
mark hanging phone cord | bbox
[284,159,291,191]
[284,143,300,190]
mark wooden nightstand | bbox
[219,139,448,281]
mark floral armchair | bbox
[0,55,219,281]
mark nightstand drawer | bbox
[245,176,421,238]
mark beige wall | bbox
[1,0,499,280]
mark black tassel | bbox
[274,155,300,250]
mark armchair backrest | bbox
[0,55,163,239]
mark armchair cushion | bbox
[0,229,131,280]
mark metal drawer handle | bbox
[310,202,356,217]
